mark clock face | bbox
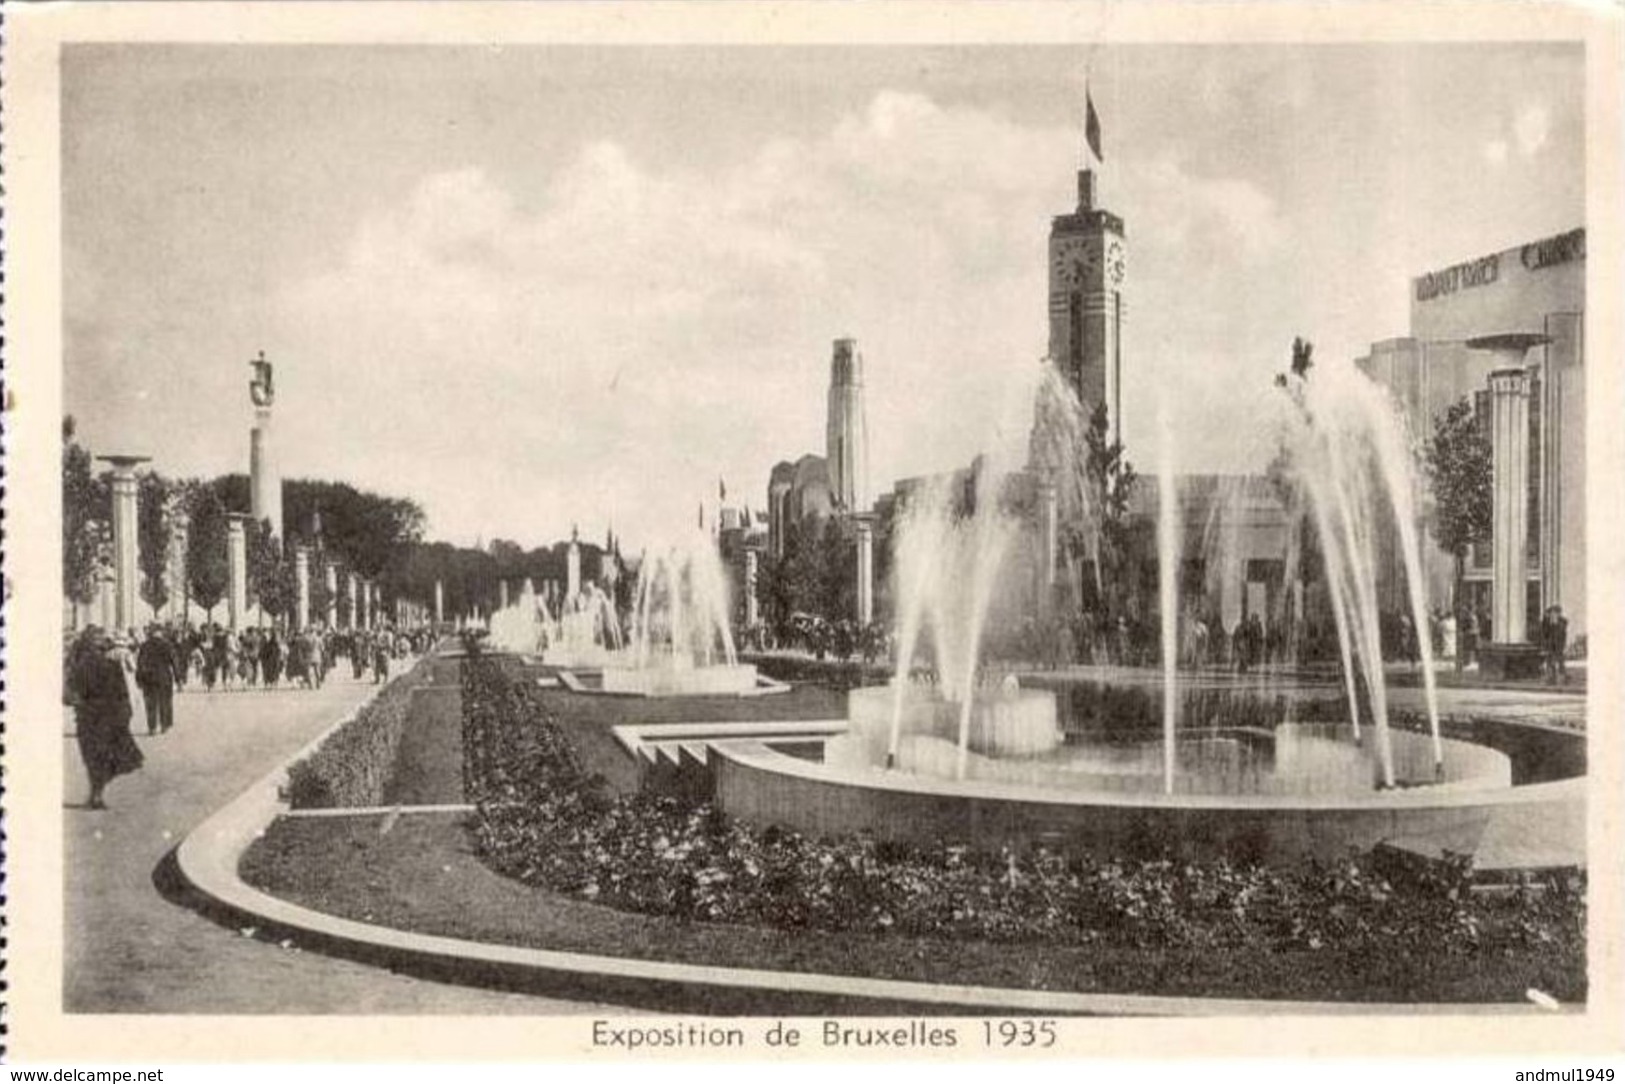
[1106,239,1126,288]
[1051,240,1099,289]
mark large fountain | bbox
[736,357,1579,861]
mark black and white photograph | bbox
[5,0,1622,1069]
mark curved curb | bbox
[174,699,1561,1017]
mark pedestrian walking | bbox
[64,627,144,810]
[134,625,176,735]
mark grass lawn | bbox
[241,811,1584,1005]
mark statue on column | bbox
[249,351,275,408]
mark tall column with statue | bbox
[248,351,284,546]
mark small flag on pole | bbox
[719,477,727,502]
[1085,89,1103,164]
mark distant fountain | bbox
[600,528,759,697]
[541,580,625,669]
[487,579,551,656]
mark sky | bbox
[63,43,1584,550]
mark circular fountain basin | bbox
[712,679,1581,865]
[844,684,1062,760]
[601,662,761,697]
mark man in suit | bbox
[135,624,177,735]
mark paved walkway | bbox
[63,665,616,1014]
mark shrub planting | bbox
[285,660,428,809]
[462,654,1584,986]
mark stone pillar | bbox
[324,560,338,628]
[226,514,250,631]
[293,546,311,630]
[250,409,283,546]
[168,509,190,623]
[345,572,358,630]
[743,548,760,628]
[1489,366,1531,643]
[435,580,444,626]
[1469,333,1549,678]
[499,579,509,610]
[567,528,582,603]
[97,455,150,635]
[371,582,382,628]
[358,579,370,629]
[855,518,874,625]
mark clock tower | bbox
[1048,168,1127,447]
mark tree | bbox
[137,470,175,615]
[184,481,230,622]
[62,416,110,609]
[1072,401,1138,620]
[1425,396,1493,614]
[247,517,292,624]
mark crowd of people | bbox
[62,620,440,809]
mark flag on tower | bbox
[1085,89,1103,163]
[719,477,727,501]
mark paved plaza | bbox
[62,665,616,1014]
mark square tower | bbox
[1048,169,1127,447]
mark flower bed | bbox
[461,653,1584,992]
[285,661,429,809]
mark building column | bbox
[743,548,761,628]
[293,546,311,630]
[358,579,370,629]
[855,518,875,625]
[168,509,190,623]
[1468,332,1548,655]
[324,560,338,628]
[345,572,358,630]
[1489,366,1531,643]
[435,580,444,626]
[226,514,250,632]
[97,455,150,635]
[499,579,509,610]
[371,582,382,628]
[250,407,283,546]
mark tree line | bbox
[63,416,615,626]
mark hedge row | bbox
[461,653,1585,967]
[285,661,428,809]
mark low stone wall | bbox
[712,741,1550,865]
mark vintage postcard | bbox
[4,0,1622,1068]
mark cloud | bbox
[1484,139,1510,167]
[1514,103,1551,156]
[274,90,1292,545]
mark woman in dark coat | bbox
[66,628,144,809]
[260,630,284,688]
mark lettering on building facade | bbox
[1520,227,1586,271]
[1415,228,1585,305]
[1415,254,1499,303]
